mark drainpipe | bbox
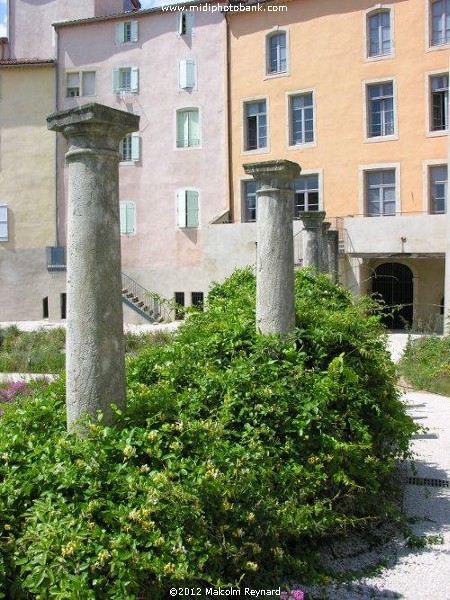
[225,12,233,222]
[54,25,60,247]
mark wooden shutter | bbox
[131,132,140,162]
[188,110,199,146]
[116,22,125,44]
[186,190,199,228]
[131,67,139,92]
[177,190,187,228]
[186,59,196,88]
[112,68,120,93]
[131,21,138,42]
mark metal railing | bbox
[121,272,171,322]
[46,246,66,272]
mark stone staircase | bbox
[121,273,167,323]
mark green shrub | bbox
[399,335,450,395]
[0,327,66,374]
[0,270,415,598]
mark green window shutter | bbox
[186,190,199,228]
[131,21,138,42]
[179,60,188,89]
[112,68,120,92]
[186,59,196,88]
[177,190,187,228]
[188,110,199,146]
[177,111,188,147]
[131,132,140,162]
[131,67,139,92]
[126,204,135,234]
[116,23,124,44]
[120,202,127,234]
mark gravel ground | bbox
[0,319,181,334]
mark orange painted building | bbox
[226,0,449,330]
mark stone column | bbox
[47,103,140,433]
[299,211,326,271]
[244,160,300,335]
[327,230,340,284]
[321,221,331,272]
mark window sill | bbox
[426,129,448,138]
[364,134,398,144]
[287,141,317,150]
[119,160,140,166]
[364,52,395,63]
[263,70,290,81]
[427,42,450,52]
[242,147,270,156]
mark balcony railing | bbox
[46,246,66,272]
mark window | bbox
[191,292,204,310]
[293,175,319,217]
[43,297,49,319]
[244,100,267,151]
[177,190,199,228]
[367,81,395,138]
[367,10,391,57]
[61,293,67,320]
[120,202,136,235]
[431,0,450,46]
[366,169,396,215]
[290,92,314,145]
[176,108,200,148]
[120,132,140,162]
[429,165,448,214]
[116,20,138,44]
[174,292,185,320]
[112,67,139,93]
[0,203,8,242]
[430,74,449,131]
[178,12,194,36]
[267,32,287,74]
[242,180,257,222]
[179,59,196,90]
[66,71,96,98]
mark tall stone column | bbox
[300,211,326,271]
[47,103,140,433]
[321,221,331,272]
[244,160,300,335]
[327,230,340,284]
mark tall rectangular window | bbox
[191,292,204,310]
[178,12,194,36]
[174,292,185,320]
[367,81,394,138]
[66,71,96,98]
[179,59,196,90]
[366,169,396,216]
[176,109,200,148]
[245,100,267,151]
[293,175,319,217]
[116,21,138,44]
[177,190,199,228]
[112,67,139,93]
[431,0,450,46]
[290,93,314,145]
[429,165,448,214]
[368,10,391,57]
[431,74,449,131]
[120,132,140,162]
[243,180,257,222]
[61,293,67,320]
[0,203,8,241]
[120,202,136,235]
[267,32,287,74]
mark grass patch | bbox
[0,326,172,374]
[399,335,450,396]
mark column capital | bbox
[322,221,331,233]
[299,211,326,230]
[244,159,300,190]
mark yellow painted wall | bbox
[0,66,56,249]
[228,0,449,221]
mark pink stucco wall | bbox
[57,9,228,282]
[9,0,125,59]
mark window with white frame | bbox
[119,132,140,162]
[290,92,314,145]
[120,202,136,235]
[116,20,138,44]
[367,10,392,57]
[0,203,8,242]
[176,108,200,148]
[112,67,139,93]
[178,12,194,36]
[293,175,319,217]
[430,73,449,131]
[366,169,396,215]
[177,189,199,228]
[429,165,448,214]
[66,71,96,98]
[244,100,267,151]
[179,59,196,90]
[242,180,257,222]
[367,81,395,138]
[431,0,450,46]
[267,31,287,74]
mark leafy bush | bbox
[399,335,450,395]
[0,270,415,598]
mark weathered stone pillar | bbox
[327,230,340,284]
[47,103,140,433]
[244,160,300,335]
[321,221,331,272]
[300,211,326,271]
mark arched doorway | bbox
[372,262,414,329]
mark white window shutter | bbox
[116,22,124,44]
[186,190,199,228]
[131,67,139,92]
[177,190,187,228]
[126,204,135,234]
[0,204,8,241]
[186,59,196,88]
[131,132,140,162]
[186,13,194,35]
[131,20,138,42]
[179,60,188,89]
[189,110,199,146]
[112,68,120,92]
[120,202,127,234]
